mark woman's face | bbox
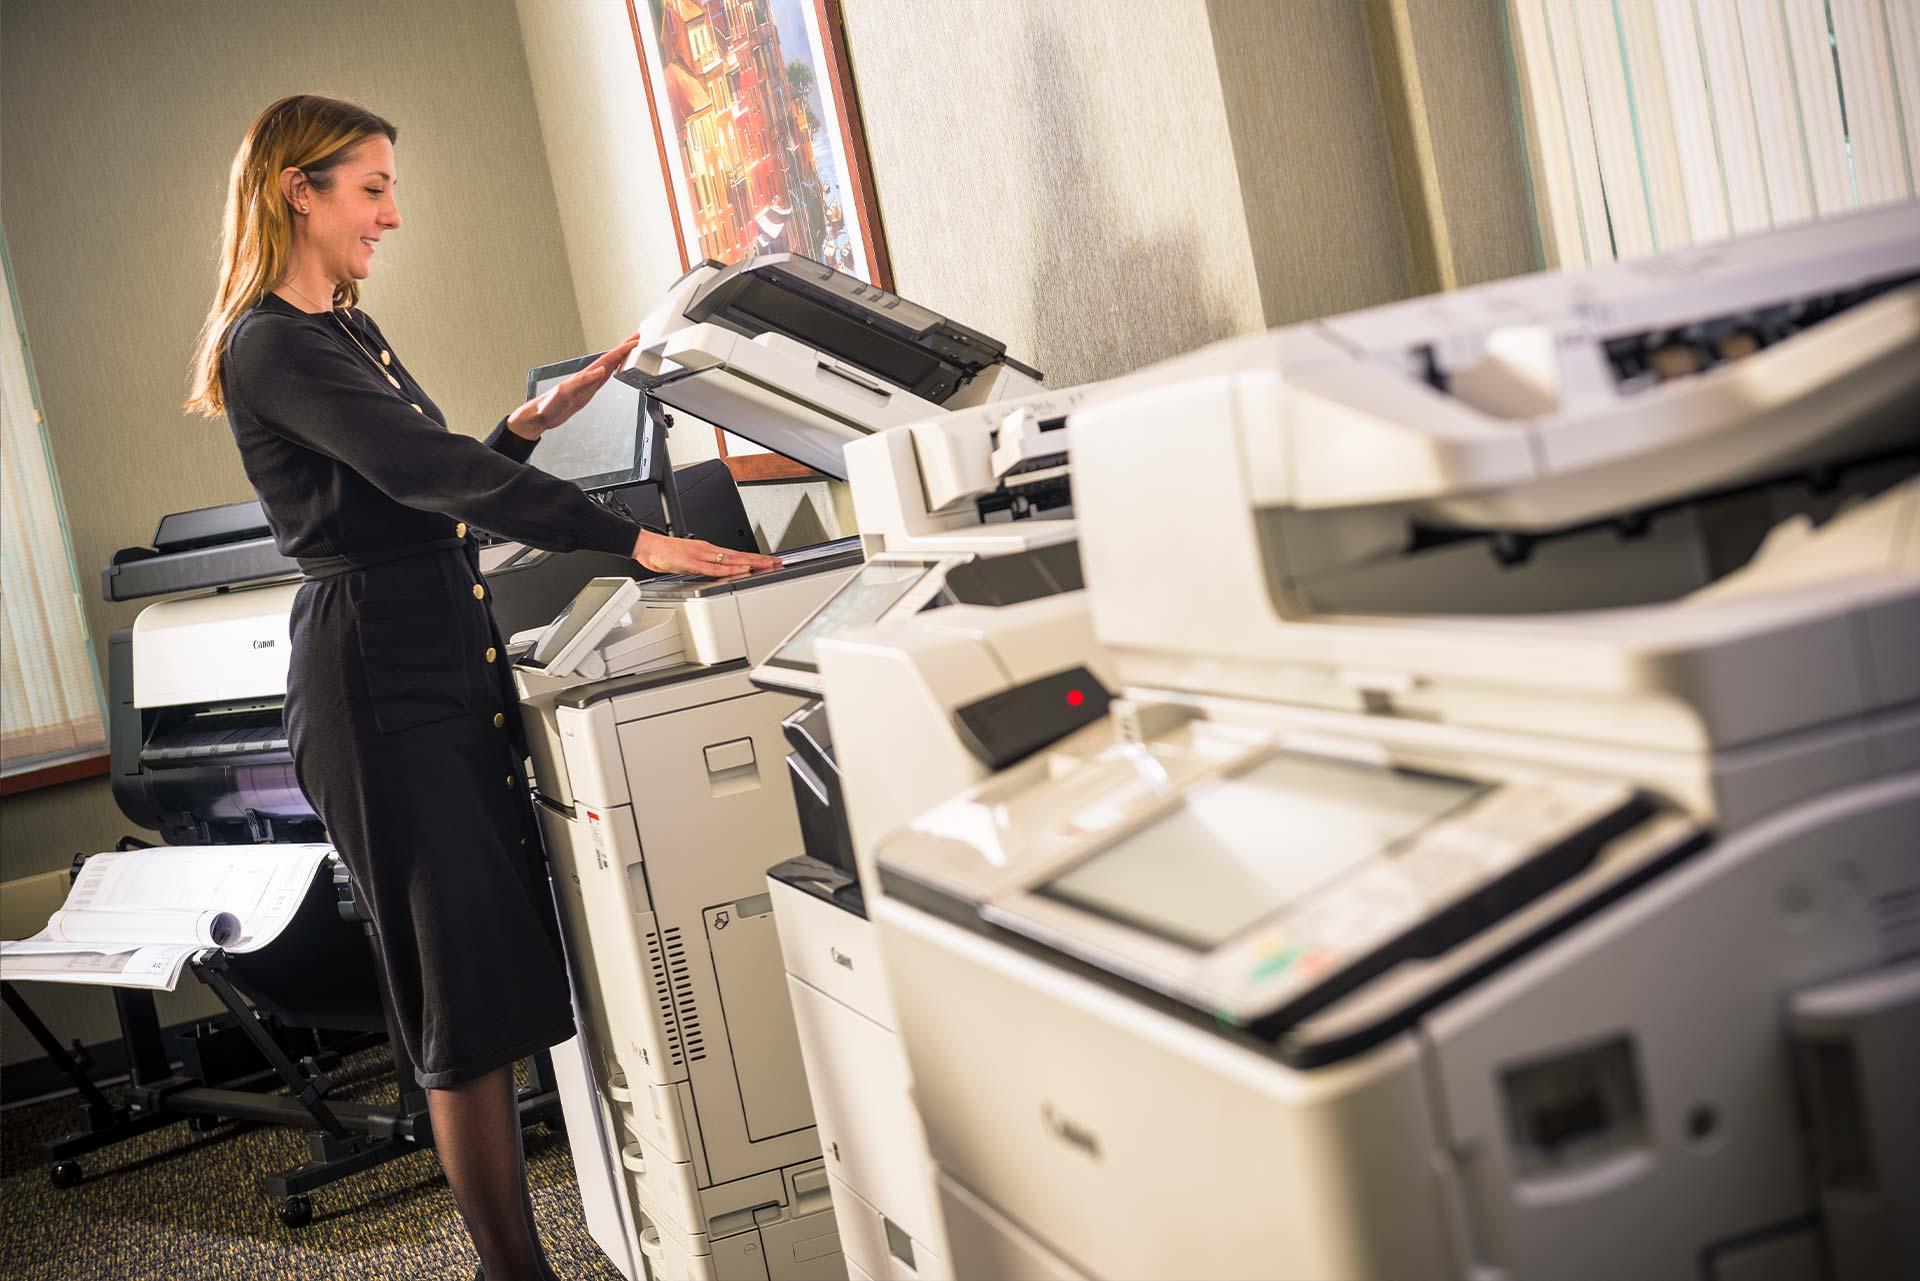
[296,135,402,285]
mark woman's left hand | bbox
[505,330,643,441]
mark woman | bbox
[185,94,778,1280]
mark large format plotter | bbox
[518,254,1054,1281]
[866,207,1920,1281]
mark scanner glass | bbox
[761,560,933,671]
[1039,753,1481,951]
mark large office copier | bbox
[750,372,1128,1281]
[516,254,1049,1281]
[864,206,1920,1281]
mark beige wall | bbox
[1,0,586,1056]
[839,0,1267,388]
[1209,0,1419,323]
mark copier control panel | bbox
[750,541,1083,696]
[891,735,1661,1035]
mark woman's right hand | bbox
[633,531,781,579]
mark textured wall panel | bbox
[1395,0,1540,288]
[838,0,1266,389]
[515,0,691,365]
[1210,0,1417,322]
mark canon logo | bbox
[252,639,276,650]
[1040,1102,1101,1160]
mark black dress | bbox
[222,293,642,1087]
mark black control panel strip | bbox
[950,666,1111,771]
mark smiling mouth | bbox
[360,238,379,249]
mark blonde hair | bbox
[185,94,397,416]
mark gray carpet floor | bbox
[0,1049,625,1280]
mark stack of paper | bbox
[1,844,335,991]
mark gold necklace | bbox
[330,309,402,390]
[278,280,401,390]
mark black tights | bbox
[427,1067,558,1281]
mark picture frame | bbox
[624,0,893,483]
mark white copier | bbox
[867,206,1920,1281]
[518,255,1050,1281]
[750,377,1127,1281]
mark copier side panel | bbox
[874,899,1453,1281]
[1424,773,1920,1280]
[616,688,822,1187]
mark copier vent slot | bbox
[1499,1034,1650,1181]
[645,925,704,1067]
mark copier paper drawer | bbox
[784,974,940,1250]
[770,876,897,1029]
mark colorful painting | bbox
[631,0,886,285]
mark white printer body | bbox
[527,254,1053,1281]
[750,374,1128,1281]
[868,206,1920,1281]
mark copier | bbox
[519,254,1051,1281]
[867,205,1920,1281]
[750,375,1128,1281]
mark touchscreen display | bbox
[762,561,933,670]
[524,579,630,669]
[526,369,643,485]
[1040,753,1480,950]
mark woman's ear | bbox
[279,166,309,216]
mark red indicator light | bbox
[1066,689,1085,708]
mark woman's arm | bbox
[228,313,638,556]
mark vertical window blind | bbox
[1508,0,1919,267]
[1,229,106,775]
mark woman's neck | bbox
[274,257,340,314]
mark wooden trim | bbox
[722,450,819,483]
[0,751,109,797]
[625,0,692,272]
[815,0,893,290]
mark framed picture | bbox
[625,0,892,482]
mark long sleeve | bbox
[487,416,540,463]
[227,311,639,557]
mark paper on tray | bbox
[0,843,335,991]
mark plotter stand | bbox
[7,844,562,1229]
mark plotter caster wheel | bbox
[279,1194,313,1228]
[49,1161,82,1188]
[189,1114,221,1133]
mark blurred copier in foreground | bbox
[872,205,1920,1281]
[519,254,1048,1281]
